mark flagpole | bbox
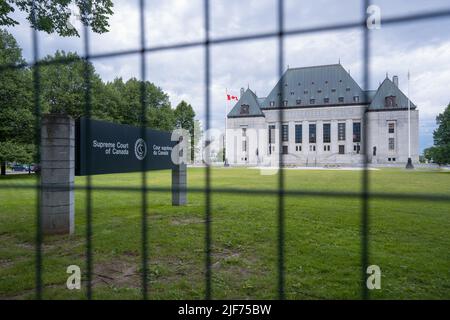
[406,70,414,169]
[224,88,229,165]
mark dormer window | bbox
[296,99,302,105]
[331,88,336,93]
[240,104,250,115]
[346,87,351,91]
[353,96,360,102]
[385,96,397,108]
[324,97,329,103]
[317,89,322,93]
[310,99,315,104]
[270,101,275,107]
[304,90,308,94]
[338,97,344,103]
[290,91,295,95]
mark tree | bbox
[424,104,450,165]
[0,29,34,175]
[109,77,175,131]
[174,101,196,160]
[0,0,113,37]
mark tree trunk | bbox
[1,162,6,176]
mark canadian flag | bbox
[227,94,239,101]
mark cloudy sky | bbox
[6,0,450,152]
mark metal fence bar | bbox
[2,7,450,74]
[361,0,371,300]
[138,0,149,300]
[31,0,42,300]
[204,0,212,300]
[82,22,93,300]
[1,184,449,202]
[276,0,286,300]
[0,0,443,301]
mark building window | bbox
[339,145,345,154]
[309,124,316,143]
[290,91,295,95]
[388,157,391,161]
[317,89,322,93]
[388,122,395,133]
[354,144,360,154]
[296,99,302,105]
[346,87,351,91]
[385,96,397,108]
[296,145,301,152]
[304,90,308,94]
[242,128,247,137]
[331,88,336,92]
[353,96,359,102]
[282,145,288,155]
[310,145,316,151]
[353,122,361,143]
[242,140,247,152]
[240,104,249,115]
[323,123,331,143]
[310,98,315,104]
[393,158,396,161]
[324,145,330,151]
[389,137,395,150]
[338,123,346,141]
[282,124,289,142]
[295,124,302,143]
[283,100,288,107]
[324,97,329,103]
[268,125,275,144]
[338,97,344,103]
[270,101,275,107]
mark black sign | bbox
[76,117,177,176]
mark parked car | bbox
[12,164,29,172]
[31,164,41,173]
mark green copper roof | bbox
[260,64,368,108]
[227,88,264,118]
[369,78,417,110]
[227,64,416,118]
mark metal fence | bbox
[1,0,450,300]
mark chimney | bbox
[240,87,244,97]
[393,75,398,87]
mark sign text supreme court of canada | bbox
[75,117,177,176]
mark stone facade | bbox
[41,114,75,234]
[226,64,419,166]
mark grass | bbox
[0,167,449,299]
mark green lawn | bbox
[0,168,449,299]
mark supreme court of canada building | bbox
[226,64,419,166]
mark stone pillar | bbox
[41,114,75,235]
[172,163,187,206]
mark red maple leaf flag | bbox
[226,94,239,101]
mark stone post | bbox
[172,163,187,206]
[41,114,75,234]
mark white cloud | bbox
[4,0,450,152]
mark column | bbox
[41,114,75,235]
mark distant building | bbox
[226,64,419,166]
